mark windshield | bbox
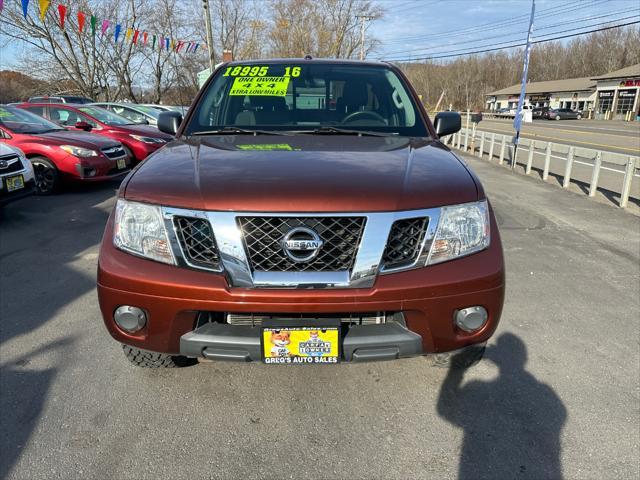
[78,106,131,126]
[186,62,429,136]
[134,105,161,118]
[0,106,65,134]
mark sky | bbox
[0,0,638,69]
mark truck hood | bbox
[124,135,479,212]
[37,130,121,149]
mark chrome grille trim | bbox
[226,312,386,326]
[238,216,366,272]
[161,207,443,289]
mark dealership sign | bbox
[621,79,640,87]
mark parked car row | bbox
[493,106,582,120]
[0,101,175,204]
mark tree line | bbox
[0,0,637,109]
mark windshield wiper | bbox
[289,126,394,137]
[191,127,287,136]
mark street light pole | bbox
[356,15,374,61]
[203,0,215,72]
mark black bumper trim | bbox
[179,321,423,363]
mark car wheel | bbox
[31,156,59,195]
[431,343,486,370]
[555,115,561,120]
[576,114,582,120]
[122,344,196,368]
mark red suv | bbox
[0,105,130,194]
[18,104,172,163]
[98,59,505,369]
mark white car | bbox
[0,143,35,206]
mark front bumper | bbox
[97,212,505,361]
[0,178,35,206]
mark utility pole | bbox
[203,0,215,73]
[356,14,374,61]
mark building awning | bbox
[486,76,595,97]
[591,63,640,81]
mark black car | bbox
[544,108,582,120]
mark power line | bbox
[381,0,605,45]
[382,9,635,56]
[384,20,640,62]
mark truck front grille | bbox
[237,216,366,272]
[225,312,387,326]
[382,217,428,269]
[173,216,221,270]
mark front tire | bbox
[555,115,561,120]
[122,345,196,368]
[576,114,582,120]
[31,156,59,195]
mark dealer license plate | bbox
[117,158,126,169]
[262,326,340,364]
[5,175,24,192]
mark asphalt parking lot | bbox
[1,153,639,480]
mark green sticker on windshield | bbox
[229,76,290,96]
[236,144,299,151]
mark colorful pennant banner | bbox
[10,0,202,54]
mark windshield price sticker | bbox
[229,76,290,96]
[223,65,301,77]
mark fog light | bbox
[114,306,147,333]
[83,167,97,177]
[454,306,488,333]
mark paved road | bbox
[1,157,639,480]
[474,117,640,155]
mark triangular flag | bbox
[165,38,169,51]
[57,4,66,29]
[114,24,121,42]
[90,15,96,35]
[78,12,86,33]
[125,28,132,42]
[0,0,4,14]
[143,32,148,45]
[101,19,109,36]
[38,0,49,21]
[21,0,29,18]
[132,30,139,45]
[192,43,199,54]
[152,35,156,49]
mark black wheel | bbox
[122,344,196,368]
[31,156,59,195]
[431,343,486,370]
[555,115,561,121]
[576,114,582,120]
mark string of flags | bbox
[0,0,203,54]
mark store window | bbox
[615,89,637,114]
[597,90,614,113]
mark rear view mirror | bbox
[434,112,461,137]
[75,121,92,131]
[157,111,182,135]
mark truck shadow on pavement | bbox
[437,333,567,480]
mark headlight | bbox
[113,199,175,265]
[129,134,165,144]
[60,145,98,157]
[427,200,490,265]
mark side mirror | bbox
[75,121,92,131]
[157,111,182,135]
[433,112,461,137]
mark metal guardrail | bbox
[444,128,639,209]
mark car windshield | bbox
[134,105,161,118]
[0,105,65,134]
[78,106,132,126]
[186,62,429,136]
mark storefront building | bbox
[592,64,640,120]
[485,77,596,113]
